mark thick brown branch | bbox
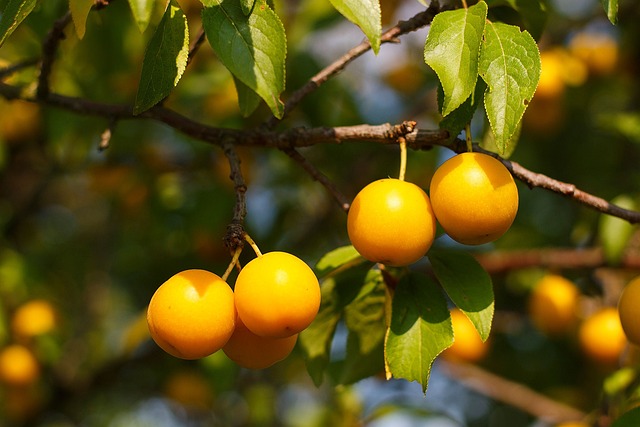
[263,1,442,128]
[1,82,639,225]
[440,359,587,425]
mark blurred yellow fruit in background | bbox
[528,274,579,336]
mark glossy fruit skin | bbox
[223,316,298,369]
[347,178,436,266]
[528,274,579,336]
[234,252,320,338]
[147,269,236,360]
[0,345,40,386]
[618,276,640,346]
[429,152,518,245]
[578,307,627,364]
[442,308,489,363]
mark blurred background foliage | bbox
[0,0,640,426]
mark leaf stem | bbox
[461,0,468,8]
[222,246,243,281]
[398,138,407,181]
[243,233,263,257]
[465,124,473,152]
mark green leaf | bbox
[314,245,366,278]
[385,272,453,393]
[485,0,548,41]
[329,0,381,54]
[424,1,487,117]
[480,115,521,159]
[240,0,255,15]
[600,0,618,25]
[128,0,162,33]
[599,195,638,265]
[0,0,37,47]
[299,263,372,386]
[69,0,94,39]
[202,0,286,119]
[336,269,386,384]
[233,76,262,117]
[428,249,494,341]
[438,78,486,143]
[134,0,189,115]
[479,21,540,155]
[612,407,640,427]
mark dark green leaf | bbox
[600,0,618,25]
[485,0,548,41]
[299,262,372,386]
[202,0,286,118]
[479,21,540,155]
[134,0,189,115]
[233,76,262,117]
[438,78,486,143]
[385,272,453,393]
[424,1,487,117]
[428,249,494,341]
[329,0,381,54]
[612,406,640,427]
[336,269,386,384]
[0,0,37,47]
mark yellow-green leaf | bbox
[69,0,94,39]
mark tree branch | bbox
[222,142,248,251]
[37,11,72,100]
[440,359,587,425]
[474,247,640,274]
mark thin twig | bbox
[263,2,442,129]
[281,147,351,212]
[186,28,207,67]
[222,141,248,251]
[440,359,588,425]
[0,57,40,79]
[37,11,72,100]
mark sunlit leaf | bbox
[385,272,453,393]
[479,21,540,155]
[69,0,94,39]
[240,0,255,15]
[600,0,618,25]
[314,244,366,278]
[134,0,189,115]
[0,0,37,47]
[202,0,286,119]
[329,0,381,54]
[424,1,487,117]
[127,0,161,33]
[428,249,494,341]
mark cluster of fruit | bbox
[529,273,640,366]
[347,151,519,266]
[146,251,320,369]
